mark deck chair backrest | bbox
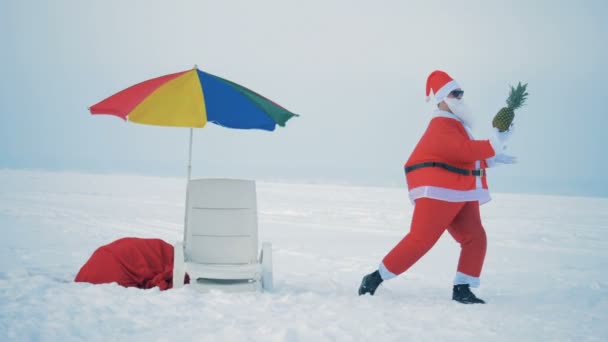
[185,179,258,265]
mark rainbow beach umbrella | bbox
[89,66,299,180]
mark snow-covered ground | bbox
[1,169,607,341]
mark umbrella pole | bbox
[183,128,194,244]
[187,128,193,181]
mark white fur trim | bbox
[409,186,491,205]
[475,160,481,188]
[434,80,460,102]
[426,96,431,102]
[489,136,502,155]
[379,262,397,280]
[454,272,480,288]
[486,157,497,168]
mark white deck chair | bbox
[173,178,273,291]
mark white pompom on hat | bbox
[426,70,460,103]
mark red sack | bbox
[75,237,188,290]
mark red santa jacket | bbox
[405,110,497,204]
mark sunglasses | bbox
[449,90,464,98]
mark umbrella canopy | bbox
[89,66,299,182]
[89,66,298,131]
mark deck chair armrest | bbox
[173,242,185,288]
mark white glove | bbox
[490,124,514,153]
[495,153,517,164]
[486,153,517,167]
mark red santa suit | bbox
[378,71,500,288]
[406,110,495,205]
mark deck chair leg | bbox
[173,242,185,288]
[261,242,273,291]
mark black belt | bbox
[404,162,486,177]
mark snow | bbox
[1,169,607,341]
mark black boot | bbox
[452,284,486,304]
[358,270,383,296]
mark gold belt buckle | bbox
[479,169,485,177]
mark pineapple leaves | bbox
[506,82,529,110]
[494,81,529,132]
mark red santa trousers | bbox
[380,198,487,285]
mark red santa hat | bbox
[426,70,461,103]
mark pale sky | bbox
[1,0,607,197]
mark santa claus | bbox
[358,70,516,304]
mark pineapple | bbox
[492,82,528,132]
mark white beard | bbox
[444,97,475,129]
